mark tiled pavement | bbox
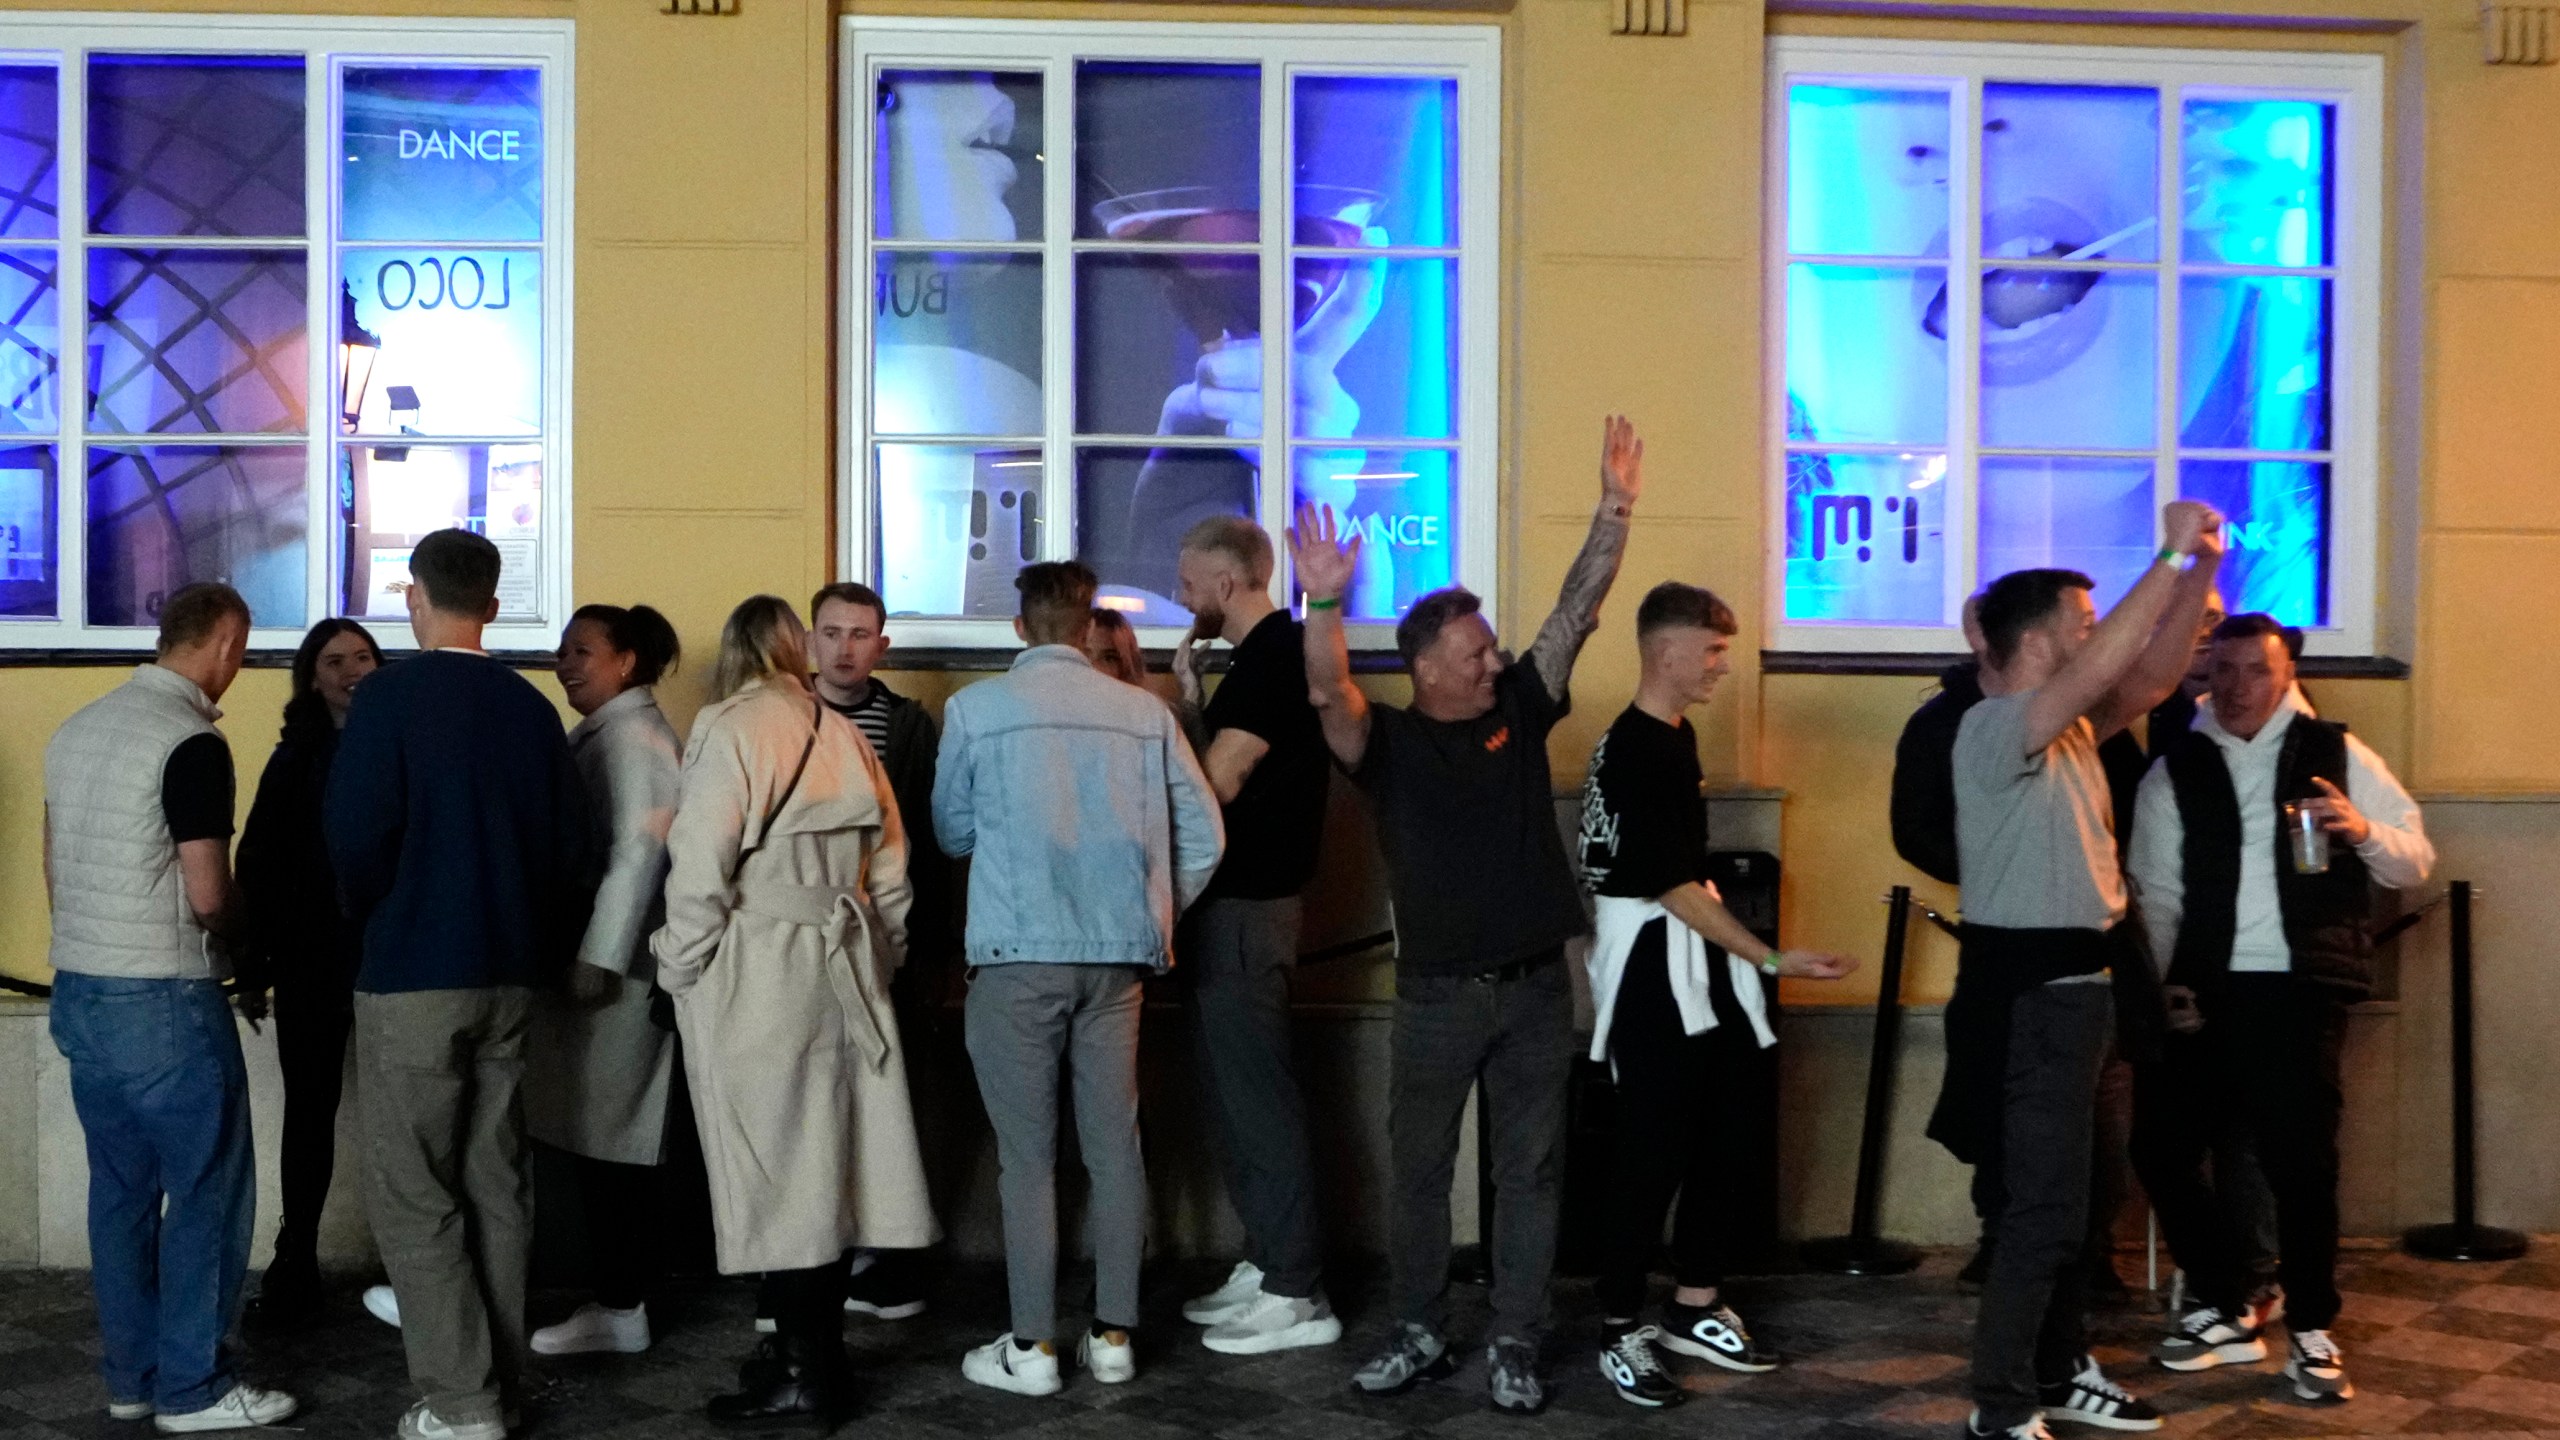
[4,1244,2559,1440]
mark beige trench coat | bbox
[526,686,682,1165]
[650,676,936,1274]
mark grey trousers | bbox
[355,987,534,1427]
[964,963,1147,1343]
[1185,897,1324,1300]
[1971,980,2115,1429]
[1389,956,1575,1347]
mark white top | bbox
[1584,893,1776,1070]
[2128,696,2434,977]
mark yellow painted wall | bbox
[3,0,2557,1004]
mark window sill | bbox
[1761,651,2411,680]
[0,648,566,671]
[878,646,1414,675]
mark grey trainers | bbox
[1350,1322,1454,1397]
[2285,1330,2353,1404]
[1487,1337,1548,1416]
[2155,1305,2267,1372]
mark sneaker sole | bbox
[1656,1335,1777,1373]
[1203,1317,1344,1355]
[108,1403,154,1422]
[1352,1352,1457,1397]
[2040,1406,2164,1432]
[154,1404,302,1434]
[2285,1365,2353,1405]
[1598,1357,1684,1409]
[1183,1299,1256,1325]
[959,1361,1062,1398]
[845,1299,927,1321]
[531,1334,650,1356]
[2156,1339,2268,1373]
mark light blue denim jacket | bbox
[932,645,1225,970]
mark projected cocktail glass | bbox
[1092,184,1384,342]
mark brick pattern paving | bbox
[2,1245,2557,1439]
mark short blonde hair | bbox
[1179,514,1275,588]
[711,594,809,701]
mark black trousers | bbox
[2130,973,2348,1329]
[571,1155,662,1310]
[271,982,355,1266]
[757,1261,849,1354]
[1594,927,1771,1319]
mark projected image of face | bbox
[883,73,1025,243]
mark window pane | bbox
[340,251,539,437]
[342,66,543,243]
[1981,83,2159,263]
[2181,458,2328,627]
[1786,84,1949,259]
[1077,252,1255,437]
[0,443,55,616]
[1978,456,2155,608]
[1294,74,1456,249]
[874,443,1042,619]
[0,249,58,433]
[1979,270,2154,450]
[89,249,308,435]
[0,65,59,240]
[2179,275,2329,452]
[1786,264,1947,446]
[86,443,304,627]
[875,70,1042,243]
[873,252,1040,437]
[89,56,304,237]
[2182,98,2333,268]
[1782,450,1945,623]
[1293,446,1455,621]
[1299,257,1454,442]
[1078,62,1259,242]
[343,442,542,620]
[1078,443,1256,625]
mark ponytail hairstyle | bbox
[571,602,682,687]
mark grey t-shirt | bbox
[1952,690,2127,932]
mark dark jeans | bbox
[1971,980,2114,1429]
[271,981,354,1270]
[357,987,534,1427]
[1389,954,1575,1347]
[571,1155,661,1310]
[49,973,256,1414]
[2130,974,2348,1328]
[1595,930,1766,1318]
[1185,896,1324,1300]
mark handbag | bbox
[650,691,823,1031]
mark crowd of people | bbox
[35,416,2432,1440]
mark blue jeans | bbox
[49,972,256,1414]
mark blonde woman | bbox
[651,596,934,1428]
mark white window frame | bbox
[840,16,1501,652]
[1764,37,2384,657]
[0,10,572,656]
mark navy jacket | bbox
[325,651,593,994]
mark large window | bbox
[842,18,1500,646]
[0,15,569,652]
[1767,39,2382,655]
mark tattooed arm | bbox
[1522,415,1644,704]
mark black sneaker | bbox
[842,1252,926,1321]
[1486,1337,1548,1416]
[1597,1326,1684,1409]
[1658,1301,1777,1373]
[2039,1355,2163,1432]
[1351,1322,1455,1397]
[2154,1304,2267,1372]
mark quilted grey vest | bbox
[44,664,226,980]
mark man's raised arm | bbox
[2021,501,2221,754]
[1522,414,1643,704]
[1292,504,1373,769]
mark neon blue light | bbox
[1783,449,1946,623]
[342,68,541,244]
[1788,85,1950,258]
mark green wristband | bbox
[2155,546,2184,568]
[1305,596,1342,611]
[1760,952,1783,976]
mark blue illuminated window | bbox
[0,21,567,649]
[849,21,1495,641]
[1773,41,2380,652]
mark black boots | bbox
[707,1332,849,1430]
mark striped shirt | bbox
[825,681,893,756]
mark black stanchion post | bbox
[2404,881,2529,1262]
[1801,886,1923,1276]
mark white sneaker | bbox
[153,1385,299,1433]
[108,1400,154,1422]
[960,1333,1063,1397]
[1079,1328,1137,1384]
[394,1399,506,1440]
[1202,1291,1343,1354]
[530,1302,651,1356]
[1183,1261,1265,1325]
[364,1284,402,1328]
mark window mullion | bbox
[59,46,86,641]
[1946,75,1982,626]
[1261,55,1289,605]
[1041,50,1075,568]
[305,50,331,631]
[2157,81,2184,525]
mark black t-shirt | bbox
[162,732,236,844]
[1577,706,1708,900]
[1202,611,1329,902]
[1352,656,1586,975]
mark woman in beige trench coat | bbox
[651,595,934,1429]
